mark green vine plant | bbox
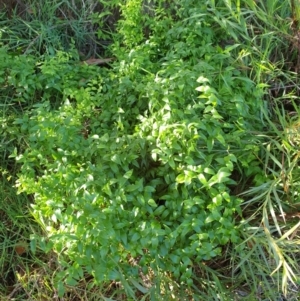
[2,0,299,299]
[11,0,266,294]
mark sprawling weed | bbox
[1,0,300,300]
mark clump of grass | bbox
[230,102,300,300]
[0,176,34,298]
[0,0,114,58]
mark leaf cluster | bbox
[9,0,268,291]
[1,0,300,300]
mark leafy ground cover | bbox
[1,0,300,300]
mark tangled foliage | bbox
[11,0,266,289]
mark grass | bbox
[0,0,112,57]
[0,177,34,299]
[1,0,300,300]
